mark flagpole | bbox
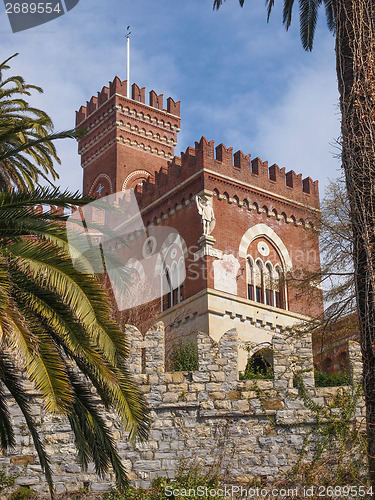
[126,26,131,98]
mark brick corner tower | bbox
[75,77,181,197]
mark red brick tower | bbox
[76,80,323,371]
[76,78,180,196]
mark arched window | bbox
[243,229,290,310]
[163,260,184,311]
[241,348,274,380]
[274,266,285,309]
[245,252,287,309]
[265,263,273,306]
[255,260,263,303]
[247,258,254,301]
[165,267,172,309]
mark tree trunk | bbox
[334,0,375,487]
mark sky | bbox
[0,0,342,198]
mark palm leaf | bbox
[0,355,54,498]
[66,369,129,488]
[299,0,321,50]
[0,182,150,490]
[282,0,295,29]
[0,54,85,191]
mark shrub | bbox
[10,487,37,500]
[314,369,351,387]
[0,465,27,494]
[169,340,199,372]
[239,354,274,380]
[103,461,224,500]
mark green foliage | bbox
[239,354,274,380]
[295,372,363,441]
[314,369,351,387]
[0,54,149,498]
[10,486,37,500]
[169,340,199,372]
[0,464,24,493]
[0,54,82,192]
[289,372,367,486]
[103,461,223,500]
[252,371,368,490]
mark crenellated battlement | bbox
[135,136,320,210]
[1,321,364,492]
[124,322,363,418]
[34,204,77,217]
[76,77,181,126]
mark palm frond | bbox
[11,272,119,385]
[54,338,149,442]
[0,54,85,191]
[323,0,335,32]
[0,382,15,450]
[0,55,150,492]
[0,355,54,498]
[213,0,244,10]
[282,0,295,29]
[0,186,90,210]
[7,241,128,359]
[67,369,128,488]
[299,0,321,50]
[266,0,276,22]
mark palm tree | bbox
[0,187,149,498]
[0,54,149,497]
[214,0,375,486]
[0,53,81,192]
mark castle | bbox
[75,77,323,371]
[0,78,364,495]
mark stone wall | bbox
[0,323,365,494]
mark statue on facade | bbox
[195,195,215,236]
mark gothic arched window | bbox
[245,249,288,310]
[246,258,254,301]
[274,265,285,309]
[265,263,273,306]
[163,260,184,311]
[255,260,264,303]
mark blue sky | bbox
[0,0,341,197]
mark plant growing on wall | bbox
[169,339,199,372]
[239,352,274,380]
